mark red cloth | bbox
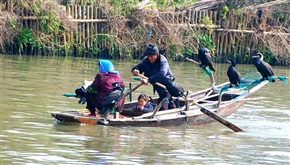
[91,72,124,106]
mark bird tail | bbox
[209,65,215,72]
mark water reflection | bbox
[1,55,289,164]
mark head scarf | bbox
[98,60,119,74]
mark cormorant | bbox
[75,85,86,104]
[226,59,241,87]
[99,82,124,117]
[198,48,215,72]
[252,53,275,82]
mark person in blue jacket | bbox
[131,44,176,110]
[132,94,154,113]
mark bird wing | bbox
[254,60,266,77]
[199,52,213,66]
[227,66,241,84]
[255,60,274,78]
[103,89,123,106]
[206,53,213,60]
[262,61,274,76]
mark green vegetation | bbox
[0,0,288,65]
[221,5,229,19]
[15,28,37,54]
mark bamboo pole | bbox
[219,31,225,57]
[198,11,202,24]
[190,10,196,24]
[86,5,90,50]
[74,5,77,19]
[90,6,93,49]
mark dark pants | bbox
[157,92,176,111]
[86,92,102,114]
[154,84,176,111]
[150,75,177,111]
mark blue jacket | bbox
[132,101,155,113]
[132,55,174,85]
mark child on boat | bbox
[132,94,154,113]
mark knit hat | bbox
[145,44,159,56]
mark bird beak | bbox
[252,56,258,59]
[226,60,231,64]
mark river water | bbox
[1,54,289,165]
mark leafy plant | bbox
[40,14,61,34]
[198,34,215,51]
[221,5,229,20]
[15,28,36,54]
[261,47,274,63]
[201,16,214,32]
[201,16,213,25]
[272,11,285,19]
[90,47,100,55]
[93,34,109,43]
[110,0,139,16]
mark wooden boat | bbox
[51,80,269,127]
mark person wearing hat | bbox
[86,60,125,116]
[131,44,176,110]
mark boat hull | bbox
[50,80,269,127]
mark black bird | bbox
[198,48,215,72]
[252,53,275,82]
[99,82,124,117]
[226,59,241,87]
[75,85,87,104]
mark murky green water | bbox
[1,54,289,164]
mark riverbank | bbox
[1,0,289,65]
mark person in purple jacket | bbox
[86,60,125,116]
[131,44,176,110]
[132,94,154,113]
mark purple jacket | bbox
[91,72,124,105]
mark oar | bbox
[102,83,144,119]
[191,101,243,132]
[151,98,167,118]
[137,74,167,89]
[112,83,144,110]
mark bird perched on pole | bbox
[185,47,216,88]
[226,59,241,87]
[198,48,215,72]
[252,53,275,82]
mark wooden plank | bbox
[133,107,186,119]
